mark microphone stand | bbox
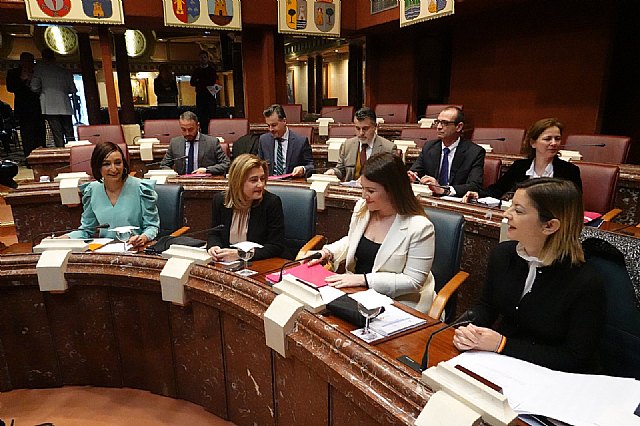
[397,310,475,372]
[33,223,111,244]
[271,252,323,284]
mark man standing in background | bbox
[31,48,77,147]
[190,50,218,134]
[6,52,46,159]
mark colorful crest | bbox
[314,0,335,33]
[404,0,420,20]
[81,0,113,18]
[37,0,71,18]
[286,0,297,29]
[428,0,447,13]
[296,0,308,30]
[174,0,200,24]
[209,0,233,26]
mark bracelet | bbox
[363,274,369,288]
[496,335,507,353]
[322,248,333,261]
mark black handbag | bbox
[326,294,384,328]
[144,235,206,255]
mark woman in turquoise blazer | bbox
[66,142,159,247]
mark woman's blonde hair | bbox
[224,154,268,210]
[516,178,584,265]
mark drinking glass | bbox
[236,247,256,275]
[115,229,132,251]
[357,302,383,338]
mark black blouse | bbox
[354,235,381,274]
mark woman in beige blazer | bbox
[309,152,436,313]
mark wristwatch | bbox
[442,186,451,196]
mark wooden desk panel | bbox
[28,141,640,224]
[0,253,456,425]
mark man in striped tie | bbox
[258,104,314,177]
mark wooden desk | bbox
[6,178,639,317]
[0,252,460,425]
[27,142,640,224]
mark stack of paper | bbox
[446,351,640,426]
[368,304,427,336]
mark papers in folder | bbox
[265,263,334,287]
[447,351,640,426]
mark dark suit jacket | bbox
[206,191,291,260]
[479,156,583,199]
[258,129,314,177]
[160,133,230,175]
[6,67,41,117]
[410,138,486,195]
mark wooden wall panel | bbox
[274,354,329,426]
[448,3,614,134]
[222,313,275,426]
[170,302,227,417]
[110,288,177,397]
[45,286,122,387]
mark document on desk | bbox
[446,351,640,426]
[368,305,426,336]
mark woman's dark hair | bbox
[361,152,425,216]
[525,118,565,159]
[91,142,129,181]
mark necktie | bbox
[186,141,195,174]
[360,143,368,169]
[274,137,285,175]
[438,147,450,185]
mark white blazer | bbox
[324,199,436,313]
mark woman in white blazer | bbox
[309,152,436,313]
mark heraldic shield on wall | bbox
[279,0,340,37]
[26,0,124,23]
[163,0,241,30]
[400,0,454,27]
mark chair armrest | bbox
[296,234,325,260]
[170,226,190,237]
[427,271,470,320]
[601,208,622,222]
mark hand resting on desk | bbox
[453,324,502,352]
[208,246,241,262]
[52,233,149,248]
[304,249,366,288]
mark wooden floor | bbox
[0,386,235,426]
[0,168,235,426]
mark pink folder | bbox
[265,263,335,287]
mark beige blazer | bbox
[332,135,396,181]
[324,199,436,313]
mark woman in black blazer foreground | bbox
[207,154,290,261]
[454,178,605,373]
[463,118,582,202]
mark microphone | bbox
[271,251,323,284]
[34,223,110,243]
[560,143,606,148]
[320,106,343,117]
[145,154,188,167]
[55,157,94,172]
[472,138,506,142]
[397,310,476,372]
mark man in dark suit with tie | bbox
[408,106,485,196]
[258,104,314,177]
[160,111,230,175]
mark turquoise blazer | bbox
[68,177,160,241]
